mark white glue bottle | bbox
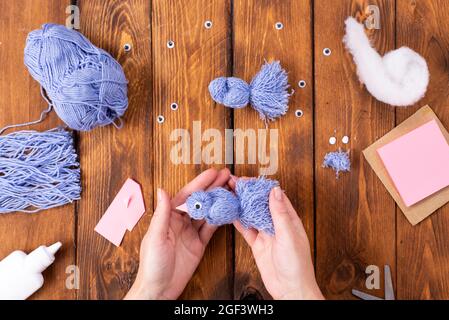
[0,242,62,300]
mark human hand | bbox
[125,168,231,300]
[230,177,324,300]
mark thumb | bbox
[147,188,172,238]
[269,187,293,236]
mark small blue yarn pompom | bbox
[24,24,128,131]
[323,150,351,177]
[186,177,278,235]
[208,61,291,121]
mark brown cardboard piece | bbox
[363,105,449,225]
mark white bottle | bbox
[0,242,62,300]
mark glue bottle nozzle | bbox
[47,242,62,255]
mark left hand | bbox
[124,168,231,300]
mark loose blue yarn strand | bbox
[0,128,81,213]
[0,88,53,135]
[208,61,291,121]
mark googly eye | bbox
[157,115,165,124]
[298,80,306,88]
[170,102,179,111]
[123,43,132,52]
[167,40,175,49]
[323,48,332,56]
[204,20,213,29]
[295,109,304,118]
[275,22,283,30]
[194,202,202,210]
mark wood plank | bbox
[314,0,397,299]
[76,0,153,299]
[152,0,232,299]
[233,0,314,299]
[396,0,449,299]
[0,0,74,300]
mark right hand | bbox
[231,177,324,300]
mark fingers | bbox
[282,193,306,231]
[171,168,219,207]
[171,168,231,208]
[227,175,250,192]
[207,168,231,191]
[171,168,230,233]
[147,188,172,238]
[269,187,295,237]
[199,223,218,244]
[192,219,205,231]
[227,175,238,191]
[233,221,258,247]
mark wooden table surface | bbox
[1,0,449,300]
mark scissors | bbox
[352,265,395,300]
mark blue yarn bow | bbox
[208,61,291,122]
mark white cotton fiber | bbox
[343,17,429,107]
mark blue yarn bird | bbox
[185,177,279,235]
[208,61,291,122]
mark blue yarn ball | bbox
[24,24,128,131]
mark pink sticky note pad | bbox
[95,179,146,246]
[377,120,449,207]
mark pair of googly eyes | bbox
[194,202,202,210]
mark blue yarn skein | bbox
[208,61,291,122]
[24,24,128,131]
[0,128,81,213]
[186,177,278,235]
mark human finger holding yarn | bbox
[231,177,324,300]
[125,168,231,300]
